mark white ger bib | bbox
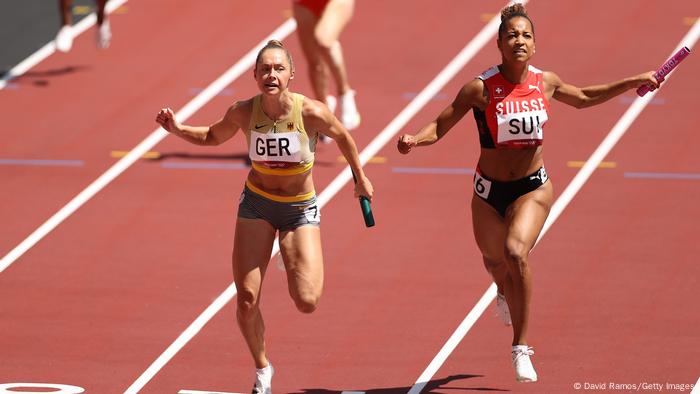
[249,131,302,162]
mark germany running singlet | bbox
[245,93,317,176]
[473,65,550,149]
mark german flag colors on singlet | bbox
[473,65,550,149]
[245,93,317,176]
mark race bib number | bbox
[496,110,547,145]
[249,131,301,162]
[473,173,492,199]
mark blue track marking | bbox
[624,172,700,180]
[0,159,84,167]
[392,167,475,175]
[161,162,248,170]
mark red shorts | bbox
[294,0,329,18]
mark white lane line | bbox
[691,376,700,394]
[407,16,700,394]
[0,18,297,275]
[0,0,128,90]
[178,389,245,394]
[407,283,497,394]
[123,4,507,391]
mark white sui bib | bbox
[496,110,547,145]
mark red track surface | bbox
[1,1,699,393]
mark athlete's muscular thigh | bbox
[471,194,507,263]
[279,226,324,312]
[232,218,277,308]
[293,4,321,56]
[504,181,553,257]
[315,0,354,46]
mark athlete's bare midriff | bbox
[477,146,543,181]
[247,169,315,197]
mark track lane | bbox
[3,1,698,393]
[121,1,513,392]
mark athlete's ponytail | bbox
[255,39,294,70]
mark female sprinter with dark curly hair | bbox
[397,3,658,382]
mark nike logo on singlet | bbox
[255,124,266,129]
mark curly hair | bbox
[498,3,535,39]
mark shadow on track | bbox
[291,374,509,393]
[3,65,91,87]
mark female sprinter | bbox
[396,4,658,383]
[293,0,361,136]
[156,40,373,394]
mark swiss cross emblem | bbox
[494,85,506,98]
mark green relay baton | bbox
[351,170,375,227]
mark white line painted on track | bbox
[407,15,700,394]
[123,3,514,391]
[0,0,128,90]
[0,19,297,275]
[178,390,245,394]
[340,391,366,394]
[123,285,238,394]
[691,376,700,394]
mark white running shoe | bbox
[511,345,538,382]
[97,20,112,49]
[55,25,73,53]
[495,292,512,326]
[325,95,337,114]
[340,89,361,130]
[252,363,273,394]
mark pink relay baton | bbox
[637,46,691,96]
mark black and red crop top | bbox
[473,65,550,149]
